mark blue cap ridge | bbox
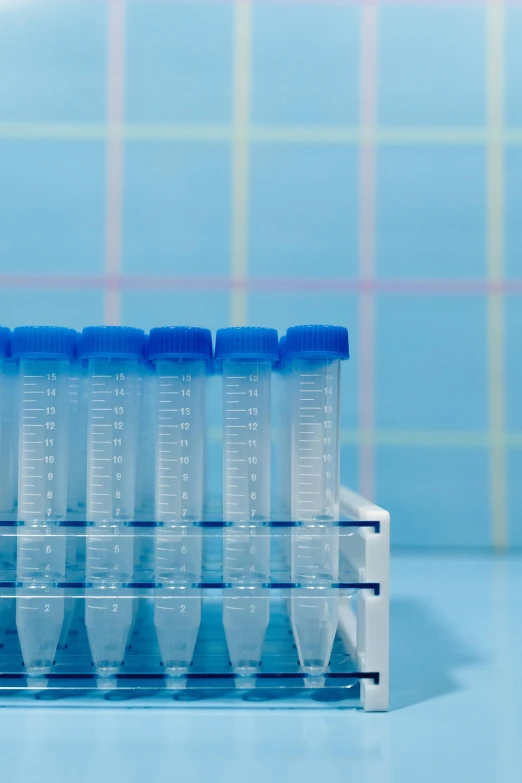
[79,326,145,359]
[148,326,212,362]
[214,327,279,363]
[12,326,77,359]
[285,325,349,360]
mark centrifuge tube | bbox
[80,326,144,678]
[272,335,291,581]
[215,327,279,675]
[285,325,349,677]
[148,327,212,676]
[13,326,76,676]
[0,329,15,642]
[0,328,15,517]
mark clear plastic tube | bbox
[13,326,76,676]
[222,358,272,674]
[272,337,291,581]
[0,337,17,516]
[216,327,278,676]
[290,357,340,675]
[3,358,19,516]
[148,327,211,677]
[286,325,348,678]
[0,331,16,642]
[81,326,144,678]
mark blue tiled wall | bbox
[0,0,520,549]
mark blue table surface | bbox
[0,553,521,783]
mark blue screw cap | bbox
[148,326,213,362]
[79,326,145,359]
[214,327,279,364]
[285,325,349,360]
[12,326,77,359]
[0,328,10,359]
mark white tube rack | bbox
[338,486,390,712]
[0,485,389,710]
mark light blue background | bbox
[126,2,234,124]
[376,145,487,279]
[123,141,232,276]
[375,296,488,432]
[0,139,106,274]
[251,3,360,126]
[378,6,486,127]
[249,143,359,278]
[0,1,107,123]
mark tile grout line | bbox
[358,3,378,501]
[104,0,126,326]
[486,2,508,550]
[1,124,522,144]
[229,0,251,326]
[340,429,522,449]
[89,0,522,6]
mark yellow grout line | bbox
[486,3,508,551]
[341,429,522,449]
[124,124,231,141]
[229,0,251,327]
[358,3,378,502]
[253,127,502,144]
[0,124,107,139]
[0,123,521,144]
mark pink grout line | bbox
[1,275,522,294]
[358,5,378,502]
[104,0,126,326]
[120,0,522,6]
[56,0,522,5]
